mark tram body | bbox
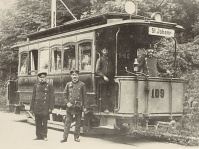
[13,13,184,133]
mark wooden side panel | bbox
[116,78,184,114]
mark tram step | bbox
[83,125,117,135]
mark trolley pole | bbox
[51,0,56,28]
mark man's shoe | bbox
[43,137,48,141]
[60,138,67,143]
[33,137,43,140]
[74,138,80,142]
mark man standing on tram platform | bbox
[60,70,87,143]
[96,47,115,113]
[30,72,55,141]
[138,48,171,77]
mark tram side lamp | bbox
[133,58,139,72]
[151,12,163,22]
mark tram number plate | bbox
[151,89,164,98]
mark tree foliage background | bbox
[1,0,199,144]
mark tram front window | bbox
[63,44,76,71]
[114,25,174,76]
[20,52,28,75]
[39,48,49,73]
[50,46,61,73]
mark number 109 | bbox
[151,89,164,98]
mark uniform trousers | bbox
[35,114,48,138]
[63,112,82,139]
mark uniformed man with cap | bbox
[138,48,170,77]
[60,70,87,143]
[30,72,55,141]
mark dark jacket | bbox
[96,55,114,79]
[30,82,55,115]
[63,81,87,114]
[138,56,167,77]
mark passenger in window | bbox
[63,55,75,71]
[20,64,27,74]
[20,58,28,74]
[96,47,115,114]
[138,48,170,77]
[56,54,61,70]
[69,57,75,70]
[81,53,91,70]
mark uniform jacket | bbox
[30,82,55,115]
[138,56,167,77]
[63,81,87,114]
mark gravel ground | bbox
[0,111,198,149]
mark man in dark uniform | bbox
[30,72,55,141]
[96,47,115,113]
[60,70,87,143]
[138,48,170,77]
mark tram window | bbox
[63,44,76,71]
[50,46,61,73]
[30,50,38,75]
[39,48,49,73]
[20,52,28,75]
[78,42,91,71]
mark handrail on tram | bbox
[125,67,149,77]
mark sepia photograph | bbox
[0,0,199,148]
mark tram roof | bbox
[26,12,184,41]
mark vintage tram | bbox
[11,11,184,134]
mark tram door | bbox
[94,26,144,112]
[95,28,117,112]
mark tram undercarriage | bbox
[25,109,182,135]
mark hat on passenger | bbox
[70,70,79,74]
[38,72,47,77]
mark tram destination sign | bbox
[149,26,175,37]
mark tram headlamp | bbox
[125,0,136,14]
[151,12,162,22]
